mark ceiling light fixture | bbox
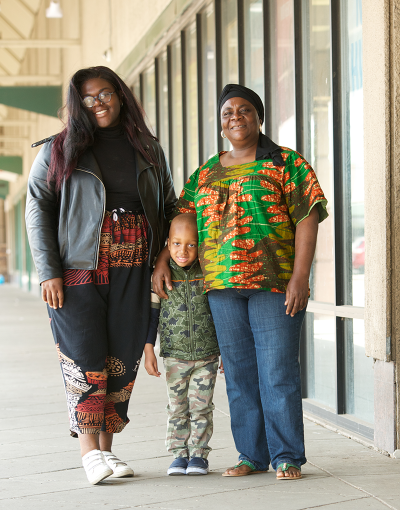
[46,1,63,18]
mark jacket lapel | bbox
[76,149,103,180]
[136,140,154,175]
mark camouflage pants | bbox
[164,355,218,459]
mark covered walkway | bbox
[1,284,399,510]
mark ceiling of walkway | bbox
[0,0,78,182]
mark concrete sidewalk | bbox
[1,285,400,510]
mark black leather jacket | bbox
[25,138,177,284]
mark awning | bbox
[0,156,22,174]
[0,180,9,199]
[0,86,62,117]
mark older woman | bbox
[153,83,328,479]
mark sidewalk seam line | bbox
[307,460,399,510]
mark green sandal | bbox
[276,462,302,480]
[222,459,264,477]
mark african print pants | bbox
[164,355,218,459]
[48,211,151,437]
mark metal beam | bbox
[0,120,35,126]
[0,39,81,48]
[0,136,27,142]
[0,75,62,85]
[0,170,18,182]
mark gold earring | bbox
[221,130,226,139]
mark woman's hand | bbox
[144,344,161,377]
[285,275,309,317]
[285,206,319,317]
[41,277,64,309]
[219,358,224,374]
[153,245,172,299]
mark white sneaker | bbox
[82,449,113,485]
[102,451,134,478]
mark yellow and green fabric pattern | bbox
[175,148,328,294]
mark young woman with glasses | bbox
[26,66,176,485]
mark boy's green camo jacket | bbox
[150,259,219,360]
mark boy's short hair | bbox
[169,214,198,237]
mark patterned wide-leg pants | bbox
[164,355,219,459]
[48,211,151,436]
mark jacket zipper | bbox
[75,167,105,269]
[185,270,195,358]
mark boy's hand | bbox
[144,344,161,377]
[219,358,224,374]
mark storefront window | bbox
[304,313,336,409]
[127,0,370,436]
[269,0,295,148]
[170,38,184,195]
[157,50,169,161]
[142,63,156,134]
[345,318,374,424]
[244,0,264,105]
[221,0,238,85]
[343,0,364,307]
[220,0,238,151]
[185,21,199,174]
[304,0,335,304]
[132,76,140,103]
[201,3,217,161]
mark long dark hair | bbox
[48,66,157,192]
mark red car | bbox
[352,237,365,271]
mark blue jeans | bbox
[208,289,306,471]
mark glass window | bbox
[201,3,217,161]
[269,0,296,148]
[221,0,238,85]
[221,0,238,151]
[132,76,141,103]
[244,0,264,104]
[345,319,373,423]
[342,0,364,307]
[142,63,156,134]
[304,312,336,409]
[170,38,184,195]
[185,21,199,174]
[304,0,335,304]
[157,50,169,161]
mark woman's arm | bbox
[285,206,319,317]
[152,245,172,299]
[25,142,64,308]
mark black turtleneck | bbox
[91,124,143,212]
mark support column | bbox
[363,0,396,452]
[389,0,400,453]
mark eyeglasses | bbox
[82,91,115,108]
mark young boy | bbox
[144,213,220,476]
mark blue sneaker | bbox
[167,457,188,476]
[186,457,209,475]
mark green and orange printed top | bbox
[175,148,328,294]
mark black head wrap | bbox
[218,84,285,167]
[218,84,264,124]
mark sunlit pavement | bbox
[1,284,400,510]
